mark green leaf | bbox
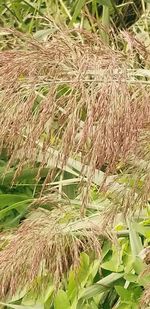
[67,257,100,304]
[87,259,100,284]
[67,271,78,303]
[0,302,43,309]
[101,244,124,272]
[101,240,111,259]
[124,273,138,283]
[44,285,54,303]
[0,198,32,219]
[115,285,142,307]
[54,290,70,309]
[69,0,86,26]
[77,253,90,285]
[115,286,132,301]
[132,257,145,275]
[80,272,124,299]
[101,259,124,272]
[67,253,90,303]
[0,194,30,209]
[0,167,48,186]
[128,221,143,258]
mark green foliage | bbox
[0,155,52,230]
[1,208,150,308]
[0,159,149,306]
[0,0,146,37]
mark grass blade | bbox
[80,272,124,299]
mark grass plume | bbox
[0,28,150,179]
[0,201,108,298]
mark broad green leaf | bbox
[101,259,124,272]
[67,270,78,303]
[101,244,124,272]
[67,257,100,304]
[67,253,90,302]
[115,286,132,301]
[124,273,138,283]
[77,253,90,285]
[115,285,142,307]
[80,272,124,299]
[122,243,133,273]
[80,282,108,300]
[87,259,100,284]
[54,290,70,309]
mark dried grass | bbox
[0,204,107,298]
[0,28,150,182]
[140,278,150,308]
[139,249,150,307]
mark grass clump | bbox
[0,20,150,308]
[0,29,150,183]
[0,205,104,298]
